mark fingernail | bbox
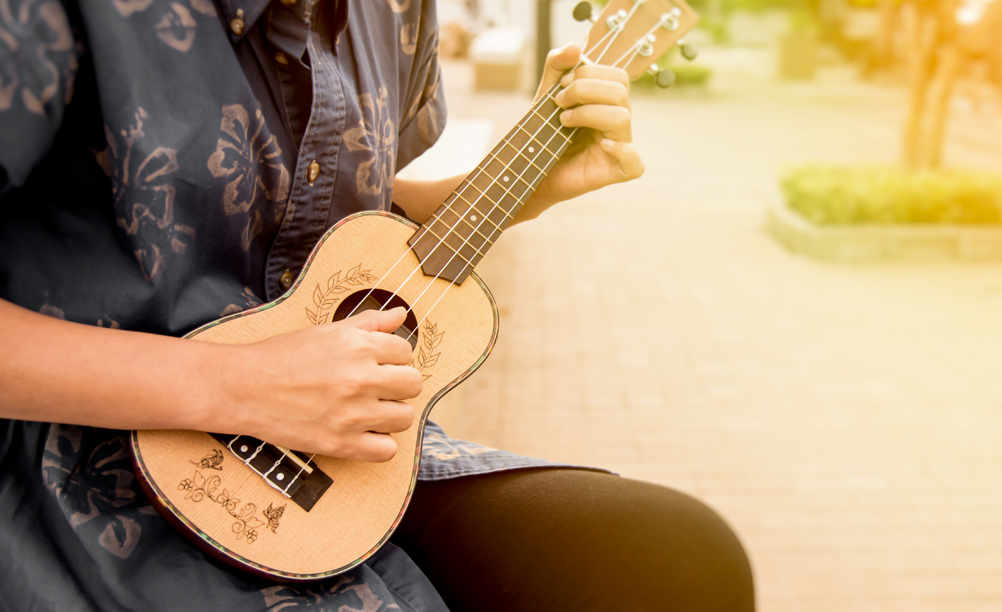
[560,110,571,125]
[560,73,573,87]
[554,90,566,107]
[601,138,616,149]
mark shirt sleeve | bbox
[394,1,447,173]
[0,0,82,189]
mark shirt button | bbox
[279,269,296,291]
[229,9,245,35]
[274,52,289,65]
[307,160,320,185]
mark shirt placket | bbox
[264,3,346,301]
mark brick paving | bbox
[426,51,1002,611]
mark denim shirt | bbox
[0,0,572,608]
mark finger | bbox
[600,139,645,182]
[366,400,416,434]
[368,331,414,366]
[559,105,632,140]
[374,364,424,400]
[535,43,582,101]
[555,79,630,110]
[344,307,407,334]
[560,64,630,90]
[346,432,399,463]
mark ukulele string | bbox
[400,41,651,341]
[277,92,570,490]
[335,81,564,326]
[608,13,675,69]
[589,0,647,66]
[370,17,646,333]
[283,16,644,487]
[401,109,576,342]
[328,14,633,326]
[334,19,628,327]
[402,8,685,335]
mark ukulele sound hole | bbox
[333,289,419,350]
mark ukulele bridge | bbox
[212,434,334,512]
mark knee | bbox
[630,482,756,612]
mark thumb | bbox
[347,307,408,334]
[535,43,582,102]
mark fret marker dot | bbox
[528,146,535,153]
[503,176,509,182]
[276,473,285,481]
[240,445,248,453]
[470,215,478,222]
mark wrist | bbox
[181,341,245,434]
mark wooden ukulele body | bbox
[131,210,498,580]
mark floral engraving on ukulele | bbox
[411,320,444,380]
[189,448,224,471]
[304,265,378,325]
[178,471,266,544]
[262,502,285,534]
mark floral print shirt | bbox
[0,0,575,609]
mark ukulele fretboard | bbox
[408,85,575,285]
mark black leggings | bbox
[390,468,754,611]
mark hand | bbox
[225,307,422,462]
[518,44,645,221]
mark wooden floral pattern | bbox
[178,471,266,544]
[304,265,378,326]
[411,320,444,380]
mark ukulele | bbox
[131,0,699,581]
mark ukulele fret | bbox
[409,84,575,285]
[426,218,491,266]
[435,199,497,244]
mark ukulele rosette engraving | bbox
[412,320,445,380]
[178,471,267,544]
[305,265,378,325]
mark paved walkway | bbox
[426,50,1002,611]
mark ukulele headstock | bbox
[576,0,701,81]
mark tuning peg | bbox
[648,64,676,88]
[678,39,699,61]
[572,2,594,22]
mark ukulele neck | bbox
[407,84,575,285]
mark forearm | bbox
[392,175,467,224]
[0,298,229,431]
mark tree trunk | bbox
[920,45,961,169]
[901,3,938,170]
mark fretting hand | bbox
[517,44,645,221]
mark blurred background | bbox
[401,0,1002,609]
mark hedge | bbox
[781,166,1002,225]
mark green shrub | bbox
[781,166,1002,225]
